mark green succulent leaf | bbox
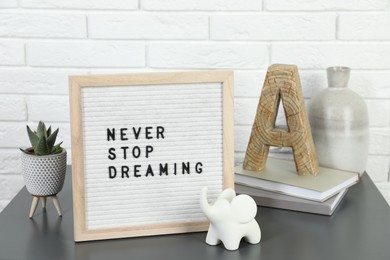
[19,148,31,154]
[26,125,39,148]
[37,121,42,132]
[52,141,63,154]
[47,128,59,152]
[35,135,50,156]
[47,126,52,137]
[37,121,47,138]
[25,121,63,156]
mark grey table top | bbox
[0,167,389,260]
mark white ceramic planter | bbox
[21,149,67,196]
[308,67,369,174]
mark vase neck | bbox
[327,66,350,88]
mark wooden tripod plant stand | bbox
[29,195,62,218]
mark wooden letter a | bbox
[243,64,319,176]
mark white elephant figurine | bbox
[200,187,261,251]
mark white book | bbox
[236,184,348,215]
[235,158,359,202]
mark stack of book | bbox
[235,158,360,215]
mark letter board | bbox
[69,71,234,242]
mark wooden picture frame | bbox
[69,71,234,242]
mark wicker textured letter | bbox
[243,64,319,176]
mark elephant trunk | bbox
[200,187,217,221]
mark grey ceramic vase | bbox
[21,149,67,196]
[308,67,369,174]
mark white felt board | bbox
[70,71,234,241]
[81,83,223,229]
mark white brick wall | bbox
[272,43,390,69]
[0,95,27,121]
[149,43,268,68]
[0,12,86,38]
[142,0,261,11]
[338,13,390,40]
[20,0,139,10]
[211,14,336,40]
[89,14,209,40]
[27,41,145,67]
[0,0,389,212]
[265,0,389,11]
[0,0,17,8]
[0,40,25,65]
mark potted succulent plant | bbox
[20,121,67,218]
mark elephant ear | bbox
[213,198,231,213]
[231,194,257,224]
[216,188,236,203]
